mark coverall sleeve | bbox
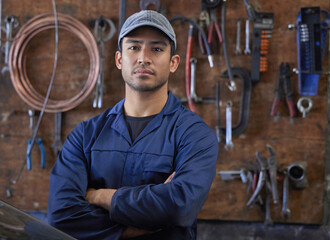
[47,123,124,240]
[110,121,218,230]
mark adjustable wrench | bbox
[93,17,116,108]
[2,15,19,74]
[244,18,251,54]
[235,18,242,55]
[281,170,291,218]
[224,101,234,150]
[51,112,63,156]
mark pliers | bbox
[26,109,46,170]
[265,144,279,206]
[246,151,268,207]
[270,62,296,118]
[26,138,45,170]
[207,8,223,50]
[198,0,222,54]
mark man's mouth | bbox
[134,68,154,75]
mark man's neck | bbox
[124,87,168,117]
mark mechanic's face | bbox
[115,27,179,92]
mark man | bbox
[48,10,218,240]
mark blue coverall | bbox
[47,91,219,240]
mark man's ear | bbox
[170,54,180,73]
[115,51,122,70]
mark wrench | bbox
[235,18,242,55]
[190,58,198,102]
[266,144,279,207]
[281,170,291,218]
[224,101,234,150]
[93,17,116,108]
[139,0,161,11]
[244,18,251,54]
[1,15,19,74]
[51,112,63,156]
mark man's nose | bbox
[137,48,151,65]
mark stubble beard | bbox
[125,75,168,92]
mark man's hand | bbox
[164,171,175,184]
[85,188,117,210]
[120,171,176,239]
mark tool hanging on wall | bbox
[235,18,242,55]
[289,7,330,96]
[186,24,196,112]
[220,67,252,137]
[170,16,215,112]
[221,0,236,91]
[224,101,234,150]
[26,109,45,170]
[244,18,251,55]
[297,96,313,118]
[218,145,309,226]
[208,8,223,52]
[198,0,236,91]
[9,2,61,190]
[185,26,217,111]
[1,15,19,75]
[92,16,116,109]
[243,0,274,84]
[198,0,222,54]
[270,62,296,123]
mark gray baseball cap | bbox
[118,10,176,50]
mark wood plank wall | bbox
[0,0,329,225]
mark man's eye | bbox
[128,46,139,50]
[153,47,163,52]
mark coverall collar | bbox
[106,91,181,144]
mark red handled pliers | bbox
[207,8,223,50]
[270,62,296,119]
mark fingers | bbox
[164,171,176,184]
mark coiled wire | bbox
[9,12,100,113]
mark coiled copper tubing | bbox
[9,12,100,112]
